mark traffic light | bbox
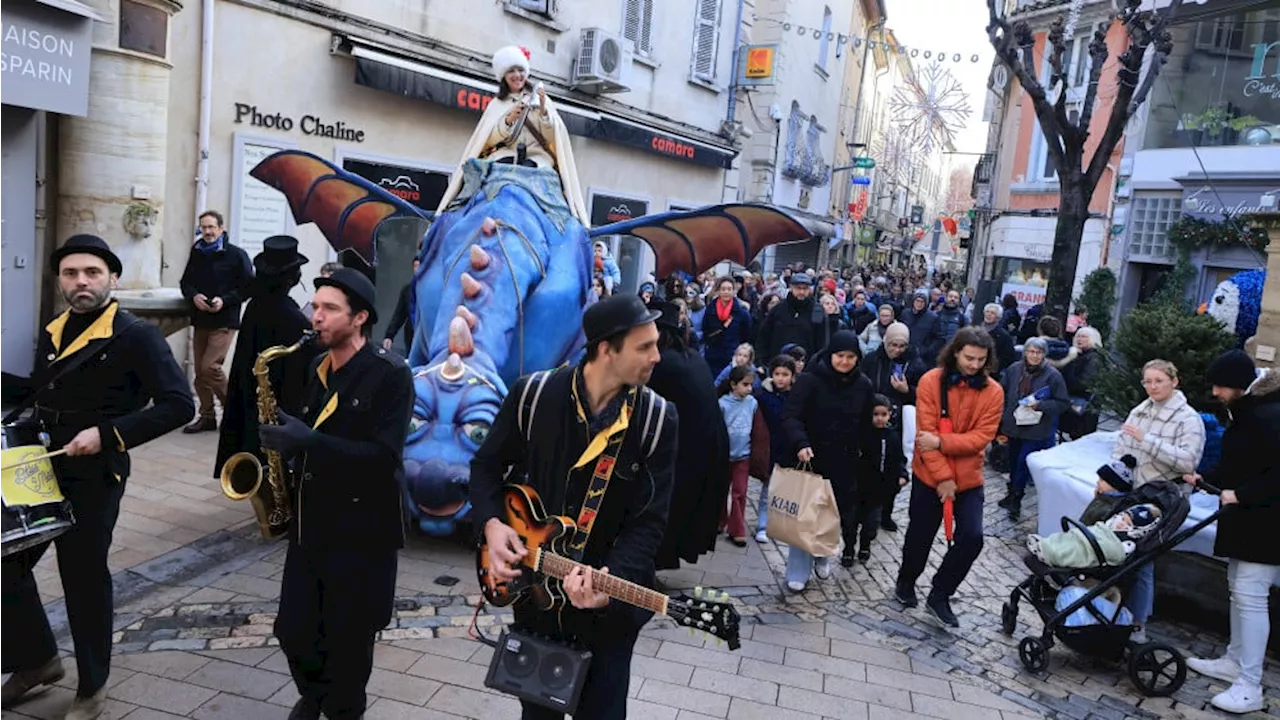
[910,205,924,224]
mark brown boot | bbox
[183,416,217,433]
[63,687,106,720]
[0,656,65,706]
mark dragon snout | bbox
[403,457,471,518]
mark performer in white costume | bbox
[436,45,590,225]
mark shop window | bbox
[623,0,655,57]
[1129,195,1182,259]
[690,0,721,82]
[1148,8,1280,148]
[507,0,557,17]
[119,0,167,59]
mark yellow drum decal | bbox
[1,447,64,507]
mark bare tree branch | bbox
[1076,21,1111,136]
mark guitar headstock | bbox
[668,587,742,650]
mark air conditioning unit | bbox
[573,28,631,94]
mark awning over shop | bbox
[348,43,738,170]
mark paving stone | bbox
[626,698,681,719]
[731,695,841,720]
[366,666,442,705]
[190,691,291,719]
[114,650,212,680]
[738,656,825,691]
[364,697,466,719]
[631,653,696,685]
[783,647,867,682]
[869,664,955,700]
[425,685,521,717]
[405,654,490,688]
[636,679,731,717]
[824,674,914,711]
[109,673,219,715]
[689,666,778,704]
[831,637,914,671]
[183,658,291,700]
[655,640,742,674]
[374,643,428,673]
[750,623,833,653]
[115,709,192,720]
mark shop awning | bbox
[348,42,738,170]
[33,0,105,20]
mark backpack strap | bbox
[516,370,554,442]
[637,387,668,460]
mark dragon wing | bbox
[250,150,431,265]
[588,203,812,278]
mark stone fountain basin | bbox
[114,287,190,337]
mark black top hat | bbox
[50,234,122,276]
[583,294,661,346]
[315,267,379,324]
[254,235,309,276]
[653,301,683,330]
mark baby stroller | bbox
[1000,479,1223,697]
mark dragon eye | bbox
[462,421,491,445]
[409,416,426,433]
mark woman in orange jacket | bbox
[894,327,1004,628]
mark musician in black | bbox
[472,293,679,720]
[2,235,193,720]
[257,267,413,720]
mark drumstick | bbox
[1,448,68,472]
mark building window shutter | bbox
[817,7,832,72]
[512,0,553,15]
[623,0,655,55]
[691,0,721,81]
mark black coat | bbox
[861,345,928,420]
[900,306,943,360]
[214,286,319,477]
[383,282,414,350]
[292,344,414,552]
[848,304,877,334]
[701,300,753,376]
[1205,369,1280,564]
[987,323,1018,373]
[859,427,907,504]
[471,367,679,642]
[757,295,824,360]
[782,358,874,489]
[179,239,254,329]
[22,301,192,484]
[1062,348,1101,397]
[648,345,730,570]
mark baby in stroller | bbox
[1026,455,1163,567]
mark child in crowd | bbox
[751,355,797,543]
[714,342,758,388]
[718,365,758,547]
[853,394,908,563]
[782,343,808,374]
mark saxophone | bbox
[220,330,315,540]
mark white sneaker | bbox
[1129,628,1149,645]
[814,557,833,580]
[1210,680,1264,714]
[1187,655,1240,684]
[755,529,768,543]
[787,581,806,592]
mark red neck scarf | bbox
[716,297,734,324]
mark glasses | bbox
[1141,379,1171,387]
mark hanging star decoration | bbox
[1063,0,1085,39]
[888,62,972,154]
[876,126,924,183]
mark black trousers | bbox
[2,475,126,696]
[519,631,638,720]
[275,545,398,720]
[896,477,985,600]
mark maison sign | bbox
[0,0,94,116]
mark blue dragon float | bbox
[250,152,809,536]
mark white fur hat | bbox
[492,45,531,80]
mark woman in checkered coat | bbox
[1106,358,1206,643]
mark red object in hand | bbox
[943,498,954,548]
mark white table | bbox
[1029,433,1280,591]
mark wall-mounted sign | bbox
[742,44,777,82]
[341,157,449,214]
[233,137,295,258]
[234,103,366,142]
[1180,182,1280,221]
[1,0,94,116]
[1245,41,1280,100]
[590,194,647,227]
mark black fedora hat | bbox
[315,266,379,324]
[583,293,661,346]
[254,235,309,276]
[653,301,683,330]
[50,234,122,276]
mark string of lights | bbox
[758,18,987,64]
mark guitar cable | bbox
[469,599,499,648]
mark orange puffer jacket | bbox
[912,368,1005,492]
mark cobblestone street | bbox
[3,432,1276,719]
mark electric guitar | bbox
[477,484,741,650]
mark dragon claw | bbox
[447,317,475,356]
[481,217,498,236]
[460,273,483,299]
[470,245,491,271]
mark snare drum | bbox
[2,422,75,557]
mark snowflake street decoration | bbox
[875,126,923,182]
[1063,0,1084,39]
[889,63,972,154]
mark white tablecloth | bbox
[1026,431,1222,558]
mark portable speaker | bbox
[484,630,592,713]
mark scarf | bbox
[194,233,226,254]
[1019,361,1044,397]
[716,297,733,324]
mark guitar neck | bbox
[537,550,669,615]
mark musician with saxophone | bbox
[471,294,679,720]
[214,236,317,490]
[3,235,193,719]
[257,266,413,720]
